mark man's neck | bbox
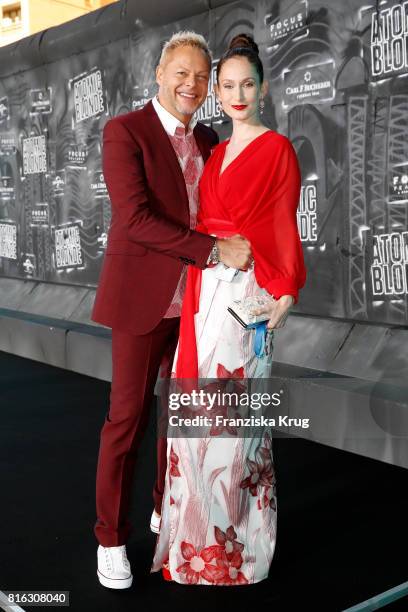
[156,95,192,128]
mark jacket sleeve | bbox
[102,118,215,269]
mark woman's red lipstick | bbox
[231,104,247,110]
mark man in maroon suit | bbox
[92,32,251,589]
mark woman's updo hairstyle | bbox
[216,33,264,84]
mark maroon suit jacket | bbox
[91,101,218,335]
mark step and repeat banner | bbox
[0,0,407,325]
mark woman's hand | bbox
[217,235,252,269]
[251,295,294,330]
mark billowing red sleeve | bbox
[228,135,306,304]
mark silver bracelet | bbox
[208,242,220,265]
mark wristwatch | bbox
[207,241,220,265]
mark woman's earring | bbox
[217,99,223,111]
[259,98,265,115]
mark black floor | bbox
[0,350,407,612]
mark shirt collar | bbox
[152,95,198,136]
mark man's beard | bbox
[175,99,201,116]
[159,86,204,117]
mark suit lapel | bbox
[142,101,189,212]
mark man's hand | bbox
[217,235,252,269]
[251,295,294,330]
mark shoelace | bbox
[104,548,130,572]
[122,549,130,570]
[102,546,130,573]
[104,549,112,572]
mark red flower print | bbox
[199,370,247,437]
[176,542,224,584]
[240,456,274,496]
[209,402,238,437]
[258,485,277,511]
[216,364,245,380]
[216,364,246,394]
[197,380,238,436]
[256,431,273,463]
[214,550,249,585]
[177,526,249,585]
[170,446,181,478]
[214,525,244,560]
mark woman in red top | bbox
[152,34,306,586]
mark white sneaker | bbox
[150,510,161,534]
[97,545,133,589]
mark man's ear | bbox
[156,64,163,87]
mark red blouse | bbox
[198,130,306,303]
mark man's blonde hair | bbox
[159,31,212,68]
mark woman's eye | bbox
[244,82,254,87]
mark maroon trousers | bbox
[94,317,179,547]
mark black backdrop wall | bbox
[0,0,407,326]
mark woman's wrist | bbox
[277,294,294,307]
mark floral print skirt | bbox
[151,264,277,585]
